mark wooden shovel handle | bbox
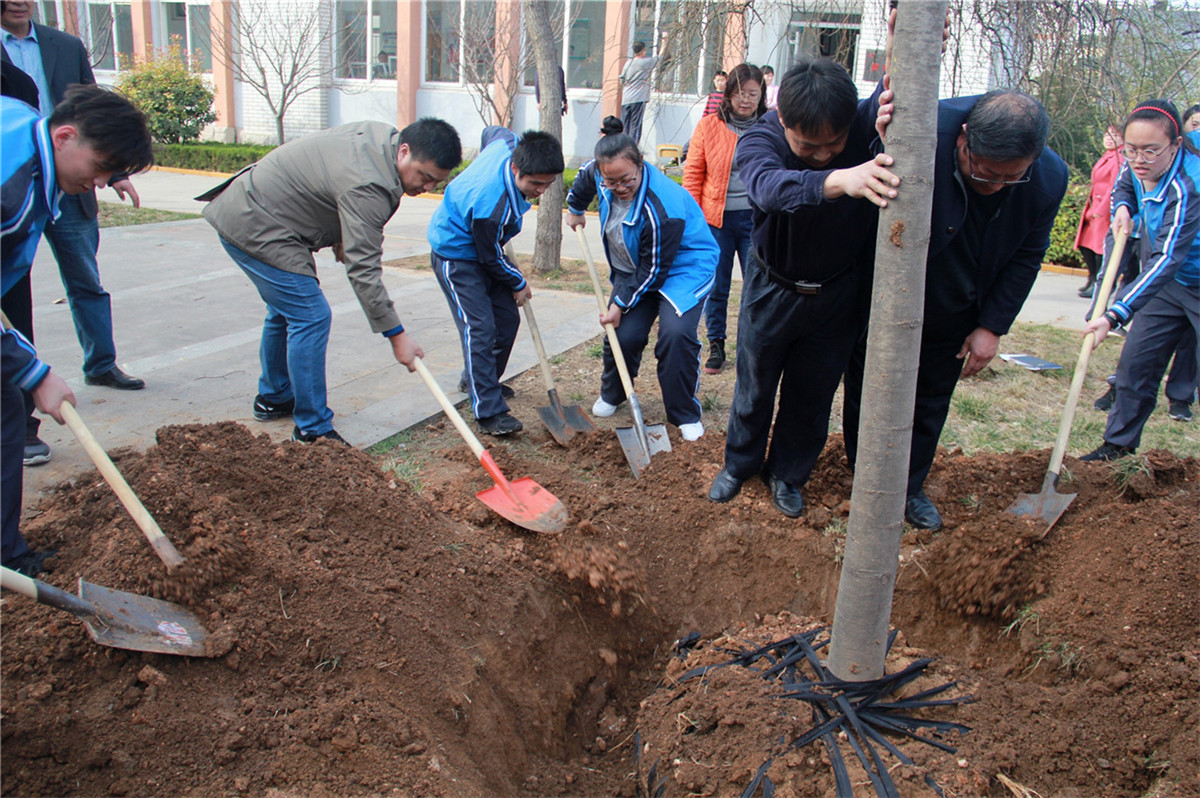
[59,403,185,570]
[1047,228,1129,477]
[522,301,558,394]
[576,227,638,400]
[411,357,487,460]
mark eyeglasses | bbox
[732,90,762,102]
[1121,144,1171,163]
[601,173,639,189]
[966,149,1031,185]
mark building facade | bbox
[32,0,993,162]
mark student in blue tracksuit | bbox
[2,85,152,576]
[565,133,718,441]
[428,127,564,436]
[1081,100,1200,461]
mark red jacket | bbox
[683,113,739,228]
[1074,147,1123,253]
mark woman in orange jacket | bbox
[683,63,767,373]
[1074,124,1124,297]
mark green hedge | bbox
[154,142,276,173]
[1045,176,1086,269]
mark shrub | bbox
[116,43,215,144]
[154,142,275,173]
[1045,175,1087,269]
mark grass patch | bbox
[700,392,724,414]
[1108,454,1151,496]
[97,201,200,228]
[587,342,605,358]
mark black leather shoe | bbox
[1093,385,1115,412]
[84,366,145,390]
[708,468,743,503]
[766,474,804,518]
[904,491,943,531]
[458,379,514,399]
[1079,442,1134,462]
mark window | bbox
[164,2,212,72]
[787,12,861,74]
[36,1,58,28]
[85,1,133,71]
[335,0,397,80]
[634,0,724,96]
[425,0,497,85]
[566,1,605,89]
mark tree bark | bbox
[827,0,947,683]
[523,0,564,275]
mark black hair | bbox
[512,130,565,175]
[400,117,462,170]
[594,133,643,168]
[713,70,727,78]
[1185,104,1200,124]
[964,90,1050,160]
[632,41,646,55]
[761,65,775,75]
[47,84,153,175]
[1125,98,1199,156]
[600,115,624,136]
[776,59,857,135]
[719,63,766,122]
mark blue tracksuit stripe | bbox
[436,256,481,417]
[1122,177,1187,305]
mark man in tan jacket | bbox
[200,118,461,444]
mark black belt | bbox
[756,255,850,296]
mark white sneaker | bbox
[592,397,620,417]
[680,421,705,441]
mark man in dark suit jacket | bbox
[1,0,145,467]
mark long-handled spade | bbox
[1008,229,1129,537]
[0,313,184,571]
[1,566,212,657]
[576,226,670,478]
[523,299,596,445]
[411,357,568,533]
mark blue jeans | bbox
[43,193,117,376]
[703,208,753,342]
[221,237,335,435]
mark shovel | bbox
[60,403,186,571]
[411,356,568,533]
[576,226,671,479]
[523,299,596,445]
[1008,229,1129,537]
[1,565,212,657]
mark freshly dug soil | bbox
[3,416,1198,797]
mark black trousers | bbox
[844,308,978,497]
[2,365,32,564]
[599,278,703,427]
[0,270,40,440]
[723,255,862,486]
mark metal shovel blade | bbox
[536,391,597,446]
[477,477,569,534]
[77,579,213,657]
[1006,471,1077,539]
[615,423,671,479]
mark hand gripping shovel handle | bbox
[411,357,516,498]
[59,403,186,570]
[1047,228,1129,478]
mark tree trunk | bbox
[827,1,947,683]
[523,0,564,275]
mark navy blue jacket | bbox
[736,104,880,283]
[921,96,1069,336]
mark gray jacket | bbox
[200,122,407,333]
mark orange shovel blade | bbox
[477,478,569,534]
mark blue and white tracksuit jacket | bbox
[2,96,59,391]
[1106,132,1200,326]
[427,126,528,291]
[567,161,716,315]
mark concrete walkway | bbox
[21,168,1095,500]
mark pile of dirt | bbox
[3,420,1198,797]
